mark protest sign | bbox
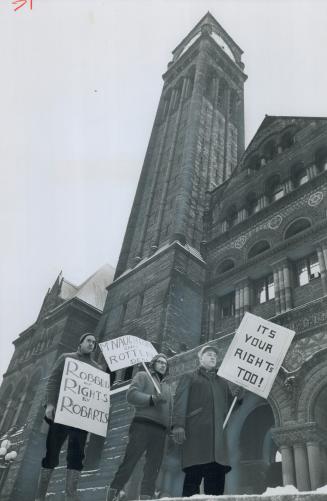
[218,312,295,399]
[99,335,157,371]
[54,358,110,437]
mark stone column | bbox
[235,287,240,322]
[278,267,286,313]
[294,443,311,491]
[282,260,292,310]
[208,296,215,340]
[243,280,250,313]
[283,179,292,194]
[238,208,247,223]
[212,76,220,107]
[222,87,231,180]
[320,446,327,483]
[280,445,296,486]
[273,268,281,315]
[316,245,327,294]
[307,441,322,489]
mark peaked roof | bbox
[171,11,243,67]
[60,263,115,310]
[244,115,327,162]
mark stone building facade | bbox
[0,265,114,501]
[1,11,327,501]
[95,12,327,497]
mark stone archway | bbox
[226,393,281,494]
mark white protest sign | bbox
[218,312,295,399]
[99,335,157,371]
[54,358,110,437]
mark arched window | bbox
[1,380,27,434]
[263,140,277,161]
[291,163,308,188]
[217,259,235,274]
[246,192,260,216]
[284,218,311,239]
[247,155,261,171]
[280,130,294,150]
[266,175,284,203]
[226,205,238,229]
[315,147,327,173]
[0,385,13,433]
[248,240,270,259]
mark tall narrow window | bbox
[220,292,235,318]
[295,253,320,286]
[254,275,275,304]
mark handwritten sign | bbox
[218,312,295,399]
[54,358,110,437]
[99,335,157,371]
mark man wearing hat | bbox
[172,344,238,497]
[35,333,101,501]
[107,353,172,501]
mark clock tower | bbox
[97,12,247,357]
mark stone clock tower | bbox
[97,12,247,356]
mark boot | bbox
[35,467,53,501]
[106,487,126,501]
[65,469,81,501]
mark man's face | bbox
[154,357,168,375]
[199,349,217,369]
[79,335,96,354]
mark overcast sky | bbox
[1,0,327,379]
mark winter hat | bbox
[79,332,97,351]
[197,344,218,358]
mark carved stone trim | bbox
[272,422,326,447]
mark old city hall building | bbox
[1,12,327,501]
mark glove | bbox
[151,393,167,406]
[45,404,55,422]
[229,383,244,399]
[172,426,186,444]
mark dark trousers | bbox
[111,420,166,496]
[42,421,88,471]
[182,462,226,496]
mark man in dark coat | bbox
[107,354,172,501]
[172,345,234,496]
[35,333,101,501]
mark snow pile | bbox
[262,485,299,496]
[316,484,327,493]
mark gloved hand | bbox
[229,383,244,399]
[45,404,55,421]
[172,426,186,444]
[151,393,167,406]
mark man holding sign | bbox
[172,345,241,497]
[35,333,104,501]
[106,353,172,501]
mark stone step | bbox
[46,490,327,501]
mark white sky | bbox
[1,0,327,379]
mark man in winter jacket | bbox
[107,353,172,501]
[172,345,236,497]
[35,333,101,501]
